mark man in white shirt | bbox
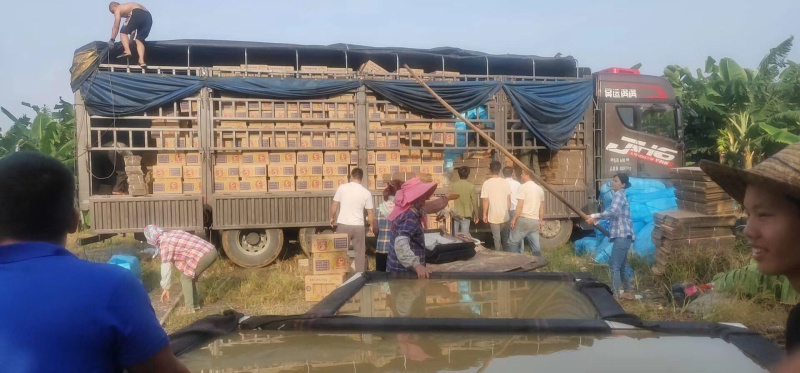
[503,167,521,251]
[481,161,511,251]
[508,170,546,255]
[330,168,375,272]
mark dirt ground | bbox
[66,232,790,341]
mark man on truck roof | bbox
[0,152,188,372]
[108,2,153,68]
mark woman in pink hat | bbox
[387,178,458,278]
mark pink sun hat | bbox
[388,177,438,221]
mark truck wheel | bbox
[540,219,574,251]
[298,227,335,256]
[221,229,284,268]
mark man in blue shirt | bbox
[0,152,188,372]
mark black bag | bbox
[424,230,476,264]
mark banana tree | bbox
[0,99,76,169]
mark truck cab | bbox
[595,68,683,182]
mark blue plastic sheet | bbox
[363,80,502,118]
[575,178,677,265]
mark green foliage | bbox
[713,262,800,304]
[0,98,76,170]
[666,36,800,167]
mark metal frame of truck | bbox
[75,45,683,267]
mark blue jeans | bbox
[453,218,471,234]
[609,237,633,295]
[507,218,541,255]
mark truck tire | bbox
[221,229,284,268]
[540,219,573,251]
[298,227,335,256]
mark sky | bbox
[0,0,798,129]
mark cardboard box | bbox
[421,164,444,175]
[179,101,199,113]
[274,122,302,130]
[369,176,376,190]
[367,151,376,164]
[214,177,240,192]
[185,153,201,165]
[311,251,350,275]
[323,176,348,191]
[350,151,359,164]
[324,151,351,164]
[157,153,187,165]
[367,164,376,175]
[329,122,355,130]
[268,164,296,177]
[214,165,240,178]
[153,165,183,179]
[376,163,400,177]
[300,134,325,148]
[152,178,183,194]
[327,133,357,148]
[359,60,389,74]
[376,151,400,163]
[399,164,422,173]
[296,176,323,191]
[249,122,275,129]
[297,151,324,164]
[296,164,324,177]
[375,178,388,190]
[406,123,431,141]
[304,273,347,302]
[182,179,202,194]
[216,153,242,164]
[391,172,433,183]
[248,133,269,148]
[240,164,267,178]
[268,176,295,192]
[274,134,299,148]
[240,177,268,192]
[432,122,456,130]
[310,233,349,253]
[323,163,350,176]
[182,165,202,179]
[242,152,270,164]
[269,152,296,164]
[409,150,422,163]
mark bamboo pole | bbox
[403,65,609,236]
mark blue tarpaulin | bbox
[80,71,593,149]
[362,80,502,118]
[503,80,594,149]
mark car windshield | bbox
[178,330,766,373]
[335,278,600,319]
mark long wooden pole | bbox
[403,65,609,236]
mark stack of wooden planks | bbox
[652,167,739,274]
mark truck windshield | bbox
[641,107,678,140]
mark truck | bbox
[71,40,684,267]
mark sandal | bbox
[116,53,132,59]
[139,63,148,69]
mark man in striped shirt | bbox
[145,225,218,312]
[585,173,634,298]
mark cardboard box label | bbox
[185,153,201,165]
[268,164,296,177]
[240,177,267,192]
[304,273,347,302]
[296,164,324,176]
[296,176,323,191]
[214,165,240,178]
[297,151,324,164]
[323,176,348,190]
[157,153,186,165]
[323,164,350,176]
[214,177,240,192]
[153,165,183,179]
[269,152,296,164]
[376,151,400,163]
[242,152,270,164]
[311,251,350,274]
[183,180,202,194]
[153,178,183,194]
[216,153,242,164]
[182,165,202,179]
[240,164,267,178]
[310,233,349,253]
[267,177,295,192]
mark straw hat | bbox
[699,143,800,204]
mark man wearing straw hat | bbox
[387,178,440,279]
[700,143,800,371]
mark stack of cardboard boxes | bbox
[539,150,585,186]
[304,233,351,302]
[124,155,147,196]
[152,152,202,194]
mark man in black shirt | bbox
[701,143,800,371]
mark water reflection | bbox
[337,279,599,319]
[179,331,766,373]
